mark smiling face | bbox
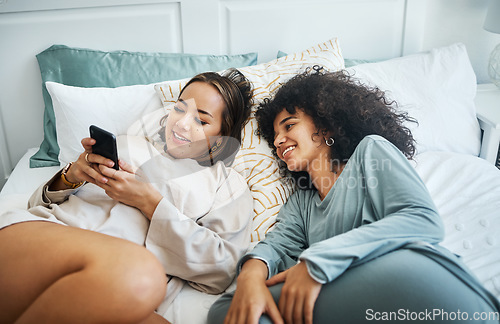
[164,81,225,159]
[273,108,332,173]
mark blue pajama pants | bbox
[208,249,500,323]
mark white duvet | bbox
[414,151,500,300]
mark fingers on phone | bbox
[89,154,115,169]
[86,165,106,184]
[118,160,134,173]
[100,163,121,179]
[81,137,96,148]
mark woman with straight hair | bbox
[0,68,254,324]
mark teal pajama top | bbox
[240,135,499,308]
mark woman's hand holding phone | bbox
[61,127,163,218]
[49,137,112,191]
[89,125,119,170]
[95,160,163,220]
[76,125,120,185]
[70,137,116,184]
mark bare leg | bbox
[0,221,167,324]
[139,313,172,324]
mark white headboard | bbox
[0,0,427,188]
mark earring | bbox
[325,137,335,147]
[210,137,223,154]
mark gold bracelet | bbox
[61,162,85,189]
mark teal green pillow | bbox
[30,45,258,168]
[278,51,375,68]
[343,58,375,68]
[277,50,288,59]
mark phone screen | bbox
[89,125,119,170]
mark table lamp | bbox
[484,0,500,88]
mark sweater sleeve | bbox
[299,136,444,284]
[239,192,309,278]
[145,167,253,294]
[28,169,81,208]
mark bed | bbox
[1,1,499,323]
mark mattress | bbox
[414,150,500,300]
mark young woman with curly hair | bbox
[208,67,500,324]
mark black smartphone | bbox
[89,125,119,170]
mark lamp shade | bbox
[484,0,500,34]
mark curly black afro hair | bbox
[255,66,417,189]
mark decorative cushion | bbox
[30,44,258,168]
[155,38,345,246]
[346,43,481,156]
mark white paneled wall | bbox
[421,0,500,84]
[218,0,408,63]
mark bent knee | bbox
[117,248,167,305]
[128,252,167,304]
[90,244,167,313]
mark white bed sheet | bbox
[0,148,59,210]
[414,151,500,300]
[1,149,499,324]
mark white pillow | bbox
[46,81,163,164]
[155,38,345,247]
[346,43,481,156]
